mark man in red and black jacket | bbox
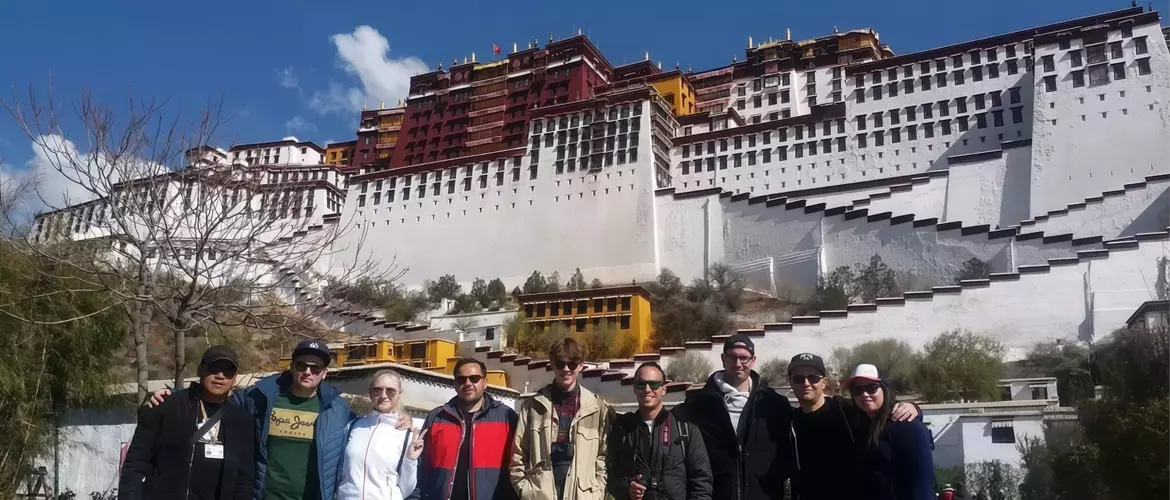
[408,358,518,500]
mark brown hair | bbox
[548,337,585,363]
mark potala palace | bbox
[28,7,1170,496]
[32,7,1169,368]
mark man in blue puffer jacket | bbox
[241,339,353,500]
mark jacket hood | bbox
[256,371,343,408]
[699,369,767,396]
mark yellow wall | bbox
[324,146,351,165]
[522,291,653,353]
[649,75,697,117]
[277,338,456,370]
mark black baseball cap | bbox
[723,334,755,356]
[200,345,239,369]
[292,339,332,366]
[787,353,826,376]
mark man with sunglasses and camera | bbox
[511,337,613,500]
[786,353,920,500]
[606,362,711,500]
[409,358,518,500]
[672,335,793,500]
[119,345,254,500]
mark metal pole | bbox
[52,415,59,499]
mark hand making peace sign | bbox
[406,428,427,461]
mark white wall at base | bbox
[36,408,137,498]
[943,145,1032,227]
[922,404,1050,469]
[655,192,725,282]
[1020,176,1169,239]
[655,235,1167,377]
[720,195,823,296]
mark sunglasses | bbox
[455,375,484,385]
[553,360,581,371]
[633,380,664,391]
[293,361,325,375]
[204,361,238,378]
[789,374,824,385]
[852,384,882,396]
[371,387,399,397]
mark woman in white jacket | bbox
[338,369,427,500]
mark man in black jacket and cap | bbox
[119,345,254,500]
[672,335,794,500]
[608,361,712,500]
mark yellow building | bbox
[518,285,654,354]
[278,338,455,371]
[323,140,356,166]
[647,72,697,117]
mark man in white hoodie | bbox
[337,369,425,500]
[672,335,794,500]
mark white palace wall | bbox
[653,233,1167,373]
[942,144,1033,228]
[1029,21,1170,216]
[332,110,663,290]
[1019,174,1170,239]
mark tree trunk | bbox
[132,293,149,405]
[173,317,187,389]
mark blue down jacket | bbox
[236,372,355,500]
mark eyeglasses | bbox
[789,374,824,385]
[292,361,325,375]
[553,360,581,371]
[722,354,754,365]
[371,387,399,398]
[455,375,484,385]
[852,384,881,396]
[633,380,664,391]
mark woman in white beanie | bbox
[845,364,935,500]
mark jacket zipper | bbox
[361,420,382,500]
[442,407,467,500]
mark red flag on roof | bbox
[493,43,501,56]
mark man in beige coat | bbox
[510,338,612,500]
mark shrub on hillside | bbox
[757,358,789,387]
[914,330,1005,402]
[666,351,714,384]
[954,257,993,283]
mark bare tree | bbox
[1,84,403,402]
[452,317,479,333]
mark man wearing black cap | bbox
[786,353,920,500]
[119,345,254,500]
[672,335,794,500]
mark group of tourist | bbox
[118,335,936,500]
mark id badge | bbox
[204,443,224,460]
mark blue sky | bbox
[0,0,1161,171]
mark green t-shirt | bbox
[264,392,321,500]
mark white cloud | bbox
[284,116,317,133]
[7,134,164,215]
[277,68,300,89]
[308,26,428,115]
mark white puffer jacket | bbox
[337,412,419,500]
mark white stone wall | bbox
[655,191,726,281]
[1019,174,1170,238]
[942,145,1033,227]
[1029,21,1170,215]
[652,234,1166,373]
[333,100,663,290]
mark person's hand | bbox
[395,410,412,430]
[891,402,919,421]
[629,474,646,500]
[406,428,427,461]
[146,389,172,408]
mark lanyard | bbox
[199,400,221,444]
